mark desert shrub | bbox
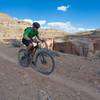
[11,39,22,47]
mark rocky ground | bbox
[0,42,100,100]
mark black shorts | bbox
[22,38,32,46]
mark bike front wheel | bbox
[33,51,55,75]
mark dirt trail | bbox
[0,44,100,100]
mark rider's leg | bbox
[32,48,36,56]
[31,48,36,65]
[27,43,32,50]
[22,38,33,51]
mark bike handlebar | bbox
[32,40,48,49]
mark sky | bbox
[0,0,100,33]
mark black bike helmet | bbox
[32,22,40,28]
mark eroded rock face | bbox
[0,13,100,58]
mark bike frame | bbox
[29,42,44,64]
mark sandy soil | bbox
[0,43,100,100]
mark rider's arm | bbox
[36,35,44,42]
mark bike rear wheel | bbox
[18,49,31,67]
[32,51,55,75]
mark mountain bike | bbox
[18,41,55,75]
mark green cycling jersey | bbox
[23,27,39,39]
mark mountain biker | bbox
[22,22,44,55]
